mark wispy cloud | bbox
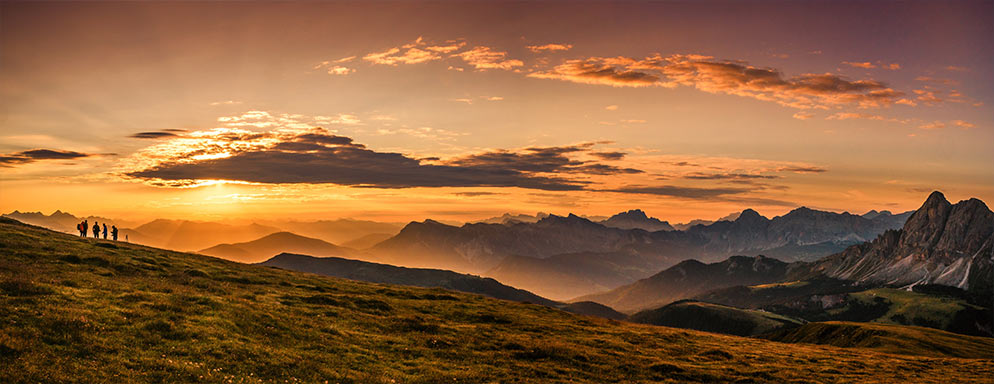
[530,54,904,109]
[527,43,573,53]
[453,46,523,70]
[210,100,243,106]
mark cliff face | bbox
[810,191,994,292]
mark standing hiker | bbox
[92,222,100,238]
[102,223,108,239]
[111,226,118,241]
[82,220,89,237]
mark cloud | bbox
[327,66,355,75]
[682,172,778,180]
[363,37,467,66]
[453,46,523,70]
[944,65,969,72]
[607,185,749,199]
[0,149,94,167]
[951,120,974,129]
[527,43,573,53]
[452,191,503,197]
[605,105,619,111]
[590,151,626,161]
[842,61,899,70]
[210,100,242,106]
[776,166,827,173]
[125,128,637,191]
[130,131,183,139]
[825,112,905,123]
[842,61,875,69]
[528,58,660,87]
[918,121,945,130]
[792,111,814,120]
[483,96,504,101]
[530,54,904,109]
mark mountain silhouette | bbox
[199,232,356,263]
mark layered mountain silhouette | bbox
[199,232,356,263]
[368,206,913,299]
[124,219,281,251]
[577,255,792,312]
[259,219,402,245]
[806,191,994,294]
[1,210,134,234]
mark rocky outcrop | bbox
[809,191,994,292]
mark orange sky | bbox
[1,1,992,224]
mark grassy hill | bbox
[259,253,558,307]
[695,279,993,337]
[630,300,804,336]
[762,322,994,359]
[2,217,993,383]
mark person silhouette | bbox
[92,222,99,238]
[111,226,118,241]
[82,220,89,237]
[102,223,108,239]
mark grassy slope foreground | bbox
[1,218,993,383]
[762,322,994,359]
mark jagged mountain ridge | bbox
[599,209,675,231]
[807,191,994,293]
[371,206,913,299]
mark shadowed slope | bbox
[762,321,994,359]
[259,253,558,307]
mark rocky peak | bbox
[898,191,953,251]
[735,209,768,224]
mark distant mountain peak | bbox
[614,209,648,219]
[736,209,766,222]
[600,209,674,232]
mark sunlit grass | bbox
[1,218,992,383]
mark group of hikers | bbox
[76,219,120,241]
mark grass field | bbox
[2,218,993,383]
[763,321,994,359]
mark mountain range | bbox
[807,191,993,294]
[199,232,357,263]
[367,205,911,299]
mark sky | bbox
[1,1,992,224]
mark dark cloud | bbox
[590,151,626,161]
[0,149,93,167]
[130,129,189,139]
[127,132,636,191]
[607,185,749,199]
[453,191,503,197]
[446,144,640,175]
[777,166,828,173]
[683,172,778,180]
